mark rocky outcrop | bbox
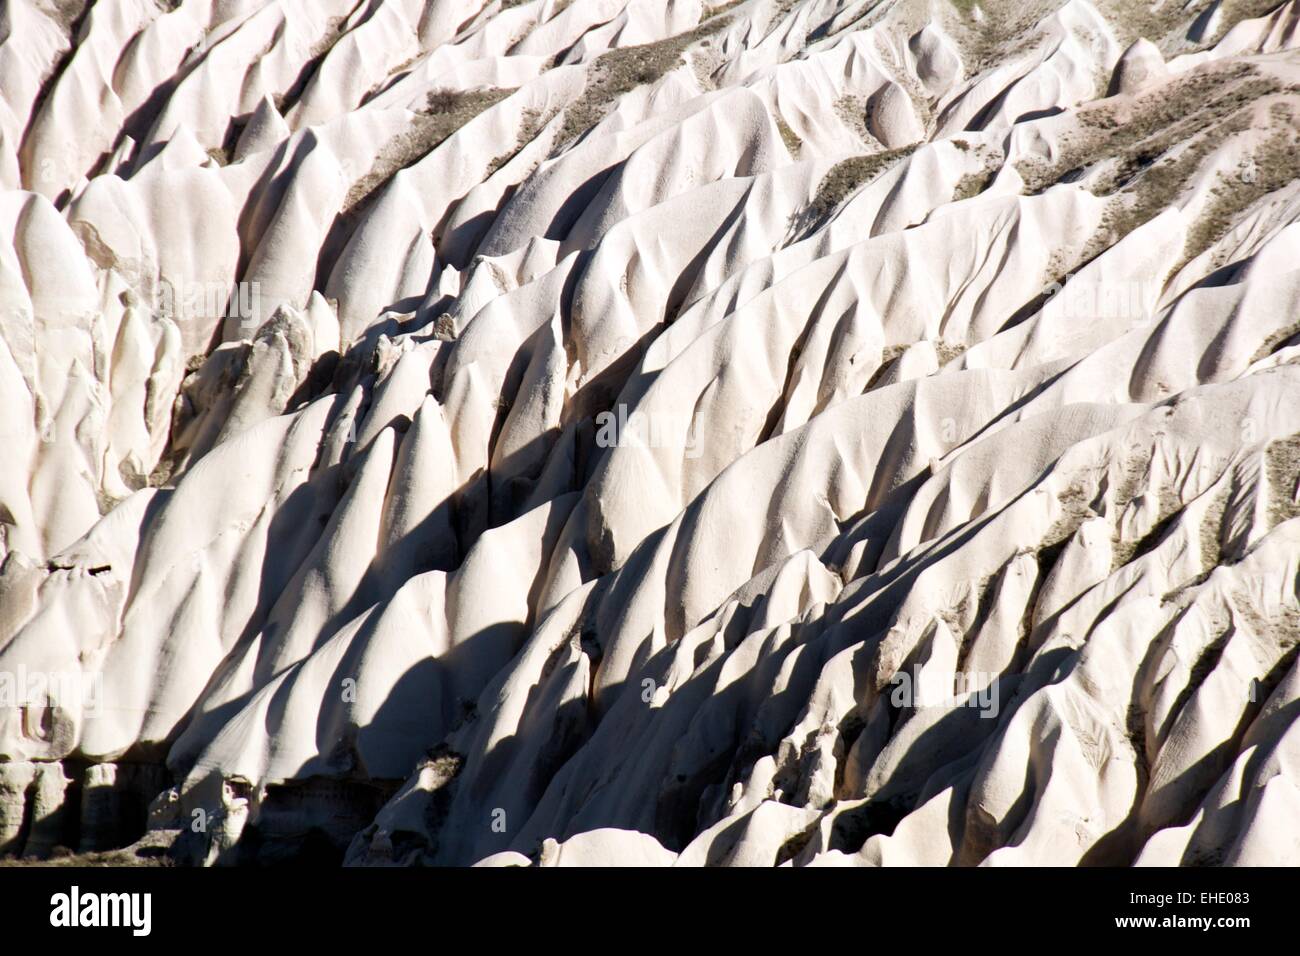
[2,0,1300,866]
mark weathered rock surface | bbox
[1,0,1300,866]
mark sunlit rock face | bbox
[2,0,1300,867]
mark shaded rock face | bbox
[1,0,1300,868]
[0,760,168,858]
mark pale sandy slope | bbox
[1,0,1300,866]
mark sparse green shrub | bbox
[807,144,919,222]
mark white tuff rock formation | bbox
[1,0,1299,867]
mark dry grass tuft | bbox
[806,144,920,222]
[553,15,735,149]
[342,87,515,216]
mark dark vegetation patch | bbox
[1198,488,1228,575]
[486,104,553,177]
[1016,67,1300,277]
[1017,65,1271,196]
[1040,482,1095,552]
[342,87,515,217]
[863,343,911,392]
[833,94,871,143]
[1124,504,1182,566]
[552,14,736,149]
[1249,318,1300,364]
[0,831,178,867]
[952,166,995,201]
[705,0,748,18]
[945,0,1057,74]
[1181,117,1300,268]
[1265,433,1300,527]
[806,144,920,222]
[1097,0,1283,49]
[775,116,803,156]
